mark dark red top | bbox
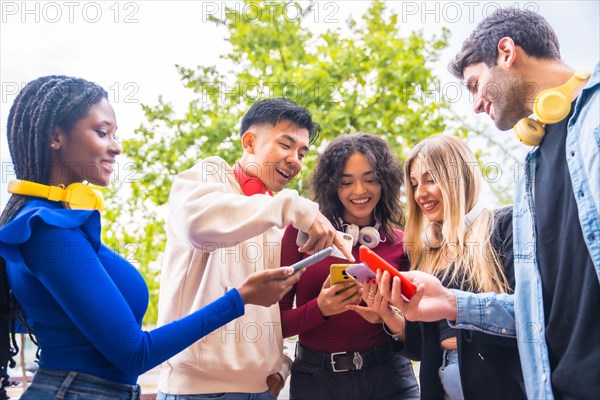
[279,225,407,353]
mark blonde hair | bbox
[404,135,510,293]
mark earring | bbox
[51,143,57,149]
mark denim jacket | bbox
[450,62,600,400]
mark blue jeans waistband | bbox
[25,367,140,400]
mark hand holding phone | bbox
[359,246,417,299]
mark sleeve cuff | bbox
[284,192,320,233]
[306,298,329,322]
[448,289,516,337]
[278,353,293,381]
[226,288,246,317]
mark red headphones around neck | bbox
[233,163,274,197]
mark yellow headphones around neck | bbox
[8,180,104,211]
[514,68,591,146]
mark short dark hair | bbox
[240,97,321,143]
[449,8,561,79]
[311,133,405,242]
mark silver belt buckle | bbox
[352,352,363,370]
[330,351,363,372]
[330,352,349,372]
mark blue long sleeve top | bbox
[0,199,245,385]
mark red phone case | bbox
[359,245,417,299]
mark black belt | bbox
[295,343,395,372]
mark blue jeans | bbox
[438,349,465,400]
[156,390,277,400]
[21,367,140,400]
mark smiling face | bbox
[409,156,444,223]
[50,97,121,187]
[242,119,309,192]
[464,62,531,131]
[337,152,382,226]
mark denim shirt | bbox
[450,62,600,400]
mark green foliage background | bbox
[102,0,478,325]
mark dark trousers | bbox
[290,344,420,400]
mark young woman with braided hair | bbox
[0,76,301,400]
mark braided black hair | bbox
[0,75,107,399]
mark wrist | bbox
[382,306,405,333]
[316,297,330,319]
[380,308,395,320]
[382,321,404,341]
[237,285,249,305]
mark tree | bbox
[103,0,460,324]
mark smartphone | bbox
[330,264,355,285]
[345,263,376,284]
[289,246,334,272]
[359,246,417,299]
[296,230,354,260]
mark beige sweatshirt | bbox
[156,156,319,394]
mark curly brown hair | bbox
[311,133,405,242]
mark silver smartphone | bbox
[296,230,354,260]
[289,246,334,272]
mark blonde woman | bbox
[363,135,525,399]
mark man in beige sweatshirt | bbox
[156,98,352,399]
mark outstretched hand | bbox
[377,270,458,322]
[237,267,301,307]
[299,213,355,262]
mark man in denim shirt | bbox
[380,8,599,399]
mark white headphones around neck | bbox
[421,201,484,249]
[339,218,383,249]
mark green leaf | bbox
[103,0,499,325]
